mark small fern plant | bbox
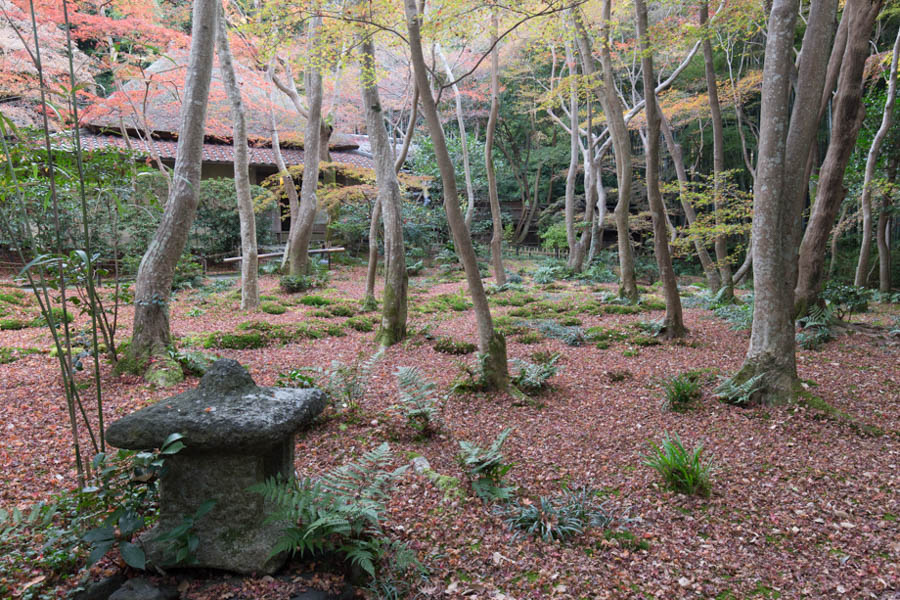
[457,428,515,502]
[714,373,765,405]
[250,442,406,579]
[510,353,561,394]
[394,366,441,434]
[303,350,383,411]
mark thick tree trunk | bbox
[486,12,506,285]
[359,36,408,346]
[701,1,733,299]
[635,0,684,338]
[123,0,217,385]
[660,111,720,290]
[288,17,324,276]
[216,5,258,310]
[405,0,508,388]
[856,28,900,286]
[437,46,477,230]
[574,4,638,301]
[795,0,882,312]
[727,0,835,404]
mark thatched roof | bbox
[76,131,374,170]
[80,52,358,151]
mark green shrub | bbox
[0,292,25,305]
[302,351,383,411]
[433,337,476,355]
[346,316,376,332]
[586,326,628,343]
[796,305,838,350]
[523,320,585,346]
[640,297,667,311]
[203,332,266,350]
[822,282,871,320]
[557,315,582,326]
[299,294,333,306]
[458,428,515,502]
[236,319,275,332]
[329,304,356,317]
[168,349,217,376]
[642,433,712,497]
[33,306,73,326]
[661,372,703,412]
[0,319,27,330]
[496,487,611,542]
[394,366,440,434]
[493,315,527,336]
[515,331,543,344]
[630,335,660,347]
[280,275,314,294]
[714,374,765,405]
[510,353,561,394]
[713,303,753,331]
[260,302,286,315]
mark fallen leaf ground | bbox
[1,258,898,600]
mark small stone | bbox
[411,456,431,474]
[108,578,178,600]
[72,573,127,600]
[678,577,690,588]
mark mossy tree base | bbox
[480,330,509,391]
[725,352,800,406]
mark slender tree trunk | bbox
[828,203,849,279]
[563,37,585,272]
[795,0,882,312]
[660,110,720,290]
[394,84,419,172]
[359,35,408,346]
[701,1,733,300]
[288,17,324,276]
[437,46,477,230]
[267,65,300,269]
[726,0,835,404]
[485,11,506,285]
[635,0,684,337]
[587,172,606,263]
[856,27,900,286]
[574,4,638,301]
[123,0,217,385]
[877,157,898,292]
[405,0,508,388]
[216,5,258,310]
[363,197,381,309]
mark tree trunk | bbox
[485,11,506,285]
[123,0,217,385]
[363,197,381,310]
[877,157,898,292]
[216,4,258,310]
[727,0,835,404]
[660,110,720,290]
[574,4,638,301]
[795,0,882,312]
[405,0,508,388]
[266,64,300,269]
[828,203,849,279]
[635,0,685,338]
[437,46,477,230]
[587,172,606,263]
[359,35,408,347]
[288,17,324,276]
[701,1,733,300]
[563,37,586,272]
[394,84,419,172]
[856,27,900,286]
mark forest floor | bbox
[1,258,898,600]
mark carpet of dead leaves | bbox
[1,260,898,600]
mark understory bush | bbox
[458,428,515,502]
[510,352,561,394]
[250,443,424,593]
[496,487,612,542]
[822,282,871,320]
[796,305,838,350]
[260,302,286,315]
[433,337,477,355]
[660,372,703,412]
[303,351,383,412]
[642,433,712,497]
[523,320,585,346]
[714,374,766,406]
